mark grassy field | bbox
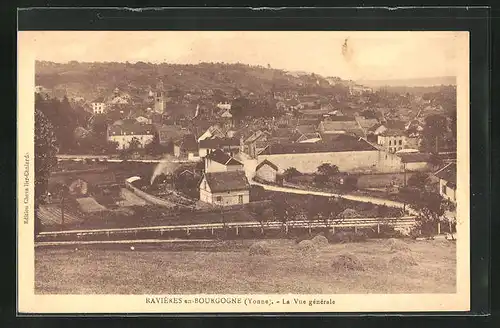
[35,238,456,295]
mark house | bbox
[199,138,240,158]
[107,123,155,150]
[216,102,232,111]
[398,152,433,172]
[257,134,401,174]
[355,117,379,135]
[275,101,287,111]
[109,95,129,106]
[317,120,364,137]
[295,125,317,135]
[218,109,234,128]
[197,125,226,142]
[349,84,373,95]
[255,159,280,183]
[433,163,456,203]
[91,96,107,114]
[377,130,419,153]
[135,116,152,124]
[296,132,322,143]
[173,134,199,161]
[155,124,190,146]
[199,171,250,206]
[243,130,272,158]
[298,96,320,108]
[204,149,244,173]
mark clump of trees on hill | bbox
[35,94,119,154]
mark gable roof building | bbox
[204,149,244,173]
[318,120,364,137]
[256,134,387,174]
[202,171,250,193]
[434,162,457,203]
[199,171,250,206]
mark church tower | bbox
[154,81,165,114]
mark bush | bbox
[331,253,365,271]
[248,241,271,256]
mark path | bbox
[251,181,418,215]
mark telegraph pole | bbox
[60,189,65,230]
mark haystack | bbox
[331,253,365,271]
[311,235,329,247]
[389,251,418,267]
[249,241,271,256]
[297,240,316,253]
[386,238,411,252]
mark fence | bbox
[37,216,417,243]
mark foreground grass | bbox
[35,239,456,294]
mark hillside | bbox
[357,76,456,89]
[35,61,347,102]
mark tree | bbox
[313,173,329,186]
[420,114,448,153]
[270,192,296,223]
[128,137,141,153]
[145,133,165,156]
[407,172,431,190]
[317,163,340,176]
[413,191,449,237]
[229,97,249,124]
[250,205,274,229]
[283,167,301,181]
[34,107,59,236]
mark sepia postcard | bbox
[18,30,470,313]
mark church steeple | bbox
[154,80,165,114]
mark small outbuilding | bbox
[255,159,279,183]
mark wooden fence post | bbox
[285,222,289,234]
[437,222,441,235]
[377,223,380,235]
[236,226,239,236]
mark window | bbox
[238,195,243,204]
[441,184,446,195]
[389,140,392,146]
[216,196,222,202]
[399,140,403,145]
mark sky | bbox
[21,31,467,81]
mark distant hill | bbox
[35,61,349,103]
[357,76,456,88]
